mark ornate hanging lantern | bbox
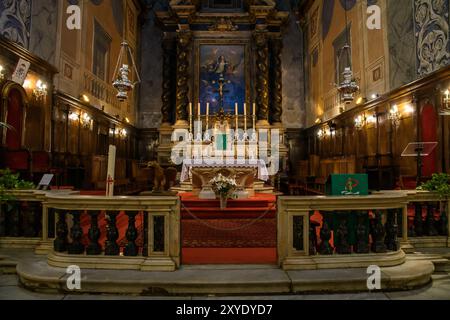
[336,1,359,104]
[112,41,141,101]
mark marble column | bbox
[175,30,192,125]
[270,37,283,124]
[161,37,175,125]
[253,31,270,125]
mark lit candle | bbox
[198,103,201,118]
[253,103,256,116]
[235,102,238,116]
[206,103,209,130]
[189,102,192,116]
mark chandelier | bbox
[112,41,141,102]
[336,1,359,104]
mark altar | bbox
[181,159,269,198]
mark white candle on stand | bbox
[206,103,209,130]
[198,103,201,118]
[244,103,247,132]
[189,102,193,133]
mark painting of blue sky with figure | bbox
[199,44,246,114]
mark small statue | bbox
[147,161,166,192]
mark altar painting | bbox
[199,44,246,114]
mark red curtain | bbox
[5,89,23,150]
[421,104,437,177]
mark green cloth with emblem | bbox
[325,174,369,196]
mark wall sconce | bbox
[389,104,401,127]
[367,113,377,124]
[33,80,47,100]
[0,65,5,81]
[317,128,324,139]
[329,122,337,136]
[354,114,366,130]
[68,112,79,122]
[81,113,92,129]
[120,128,128,138]
[404,104,414,115]
[371,93,379,100]
[441,89,450,115]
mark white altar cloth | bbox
[180,159,270,182]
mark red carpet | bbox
[181,193,277,264]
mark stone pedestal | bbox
[158,122,175,166]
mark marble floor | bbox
[0,273,449,300]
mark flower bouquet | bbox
[210,173,237,210]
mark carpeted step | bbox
[181,207,276,219]
[182,199,275,208]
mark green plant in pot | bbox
[417,173,450,236]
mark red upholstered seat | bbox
[4,150,29,171]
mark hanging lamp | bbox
[336,0,359,105]
[112,41,141,101]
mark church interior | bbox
[0,0,450,300]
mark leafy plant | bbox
[418,173,450,199]
[0,168,35,203]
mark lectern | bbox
[401,142,438,184]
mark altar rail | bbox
[1,190,449,271]
[278,191,450,270]
[0,190,180,271]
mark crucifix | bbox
[212,74,231,110]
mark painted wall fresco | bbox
[29,0,58,65]
[414,0,450,76]
[0,0,32,48]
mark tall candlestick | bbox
[198,103,201,118]
[244,103,247,132]
[206,103,209,130]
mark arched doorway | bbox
[1,81,28,150]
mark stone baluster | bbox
[54,211,68,252]
[371,211,387,253]
[440,201,448,236]
[105,212,120,256]
[413,203,423,236]
[385,209,399,251]
[319,212,333,255]
[335,213,351,254]
[309,211,318,255]
[355,212,369,253]
[425,203,438,236]
[124,212,139,256]
[87,211,102,255]
[68,211,84,254]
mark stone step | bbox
[16,257,434,295]
[0,258,18,275]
